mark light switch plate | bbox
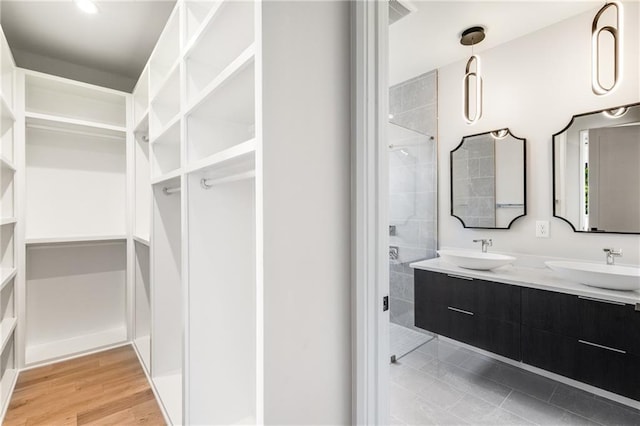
[536,220,550,238]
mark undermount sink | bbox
[437,250,516,271]
[545,261,640,291]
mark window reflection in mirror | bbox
[553,103,640,234]
[451,129,526,229]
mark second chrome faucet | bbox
[603,248,622,265]
[473,238,493,253]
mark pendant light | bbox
[592,2,622,95]
[461,26,485,124]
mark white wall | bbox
[438,2,640,264]
[262,1,351,424]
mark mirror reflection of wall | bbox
[554,103,640,234]
[451,130,526,229]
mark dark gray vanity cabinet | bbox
[414,269,521,360]
[415,270,640,401]
[521,287,640,400]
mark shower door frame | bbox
[351,1,391,425]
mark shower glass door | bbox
[388,122,437,361]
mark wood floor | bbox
[3,345,166,425]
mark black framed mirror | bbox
[450,129,526,229]
[552,102,640,234]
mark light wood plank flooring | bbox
[3,345,165,425]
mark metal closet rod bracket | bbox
[162,186,180,195]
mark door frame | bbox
[351,1,389,424]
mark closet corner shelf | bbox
[151,169,182,185]
[150,114,181,145]
[25,112,127,136]
[0,318,17,354]
[185,44,256,116]
[0,154,15,171]
[186,138,256,175]
[0,268,16,291]
[133,235,150,246]
[25,235,128,246]
[0,94,15,122]
[0,217,17,226]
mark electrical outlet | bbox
[536,220,550,238]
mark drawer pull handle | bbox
[578,339,626,354]
[447,274,474,281]
[448,306,474,316]
[578,296,626,306]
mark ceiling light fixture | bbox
[74,0,99,14]
[461,26,485,125]
[592,1,622,95]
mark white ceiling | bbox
[0,0,176,92]
[389,1,603,85]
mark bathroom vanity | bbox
[412,258,640,402]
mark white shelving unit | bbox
[129,1,262,423]
[18,70,130,367]
[0,27,18,420]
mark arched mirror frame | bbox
[551,102,640,235]
[450,128,527,230]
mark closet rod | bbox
[200,170,255,189]
[26,123,125,141]
[162,186,181,195]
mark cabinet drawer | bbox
[521,288,578,336]
[415,270,520,323]
[420,303,520,361]
[576,339,640,401]
[577,296,640,357]
[522,326,577,379]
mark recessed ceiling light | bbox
[74,0,99,14]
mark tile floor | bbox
[390,323,435,361]
[390,338,640,425]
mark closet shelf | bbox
[185,44,255,116]
[25,113,127,138]
[151,169,182,185]
[151,115,180,145]
[25,235,127,245]
[135,109,150,134]
[150,59,181,102]
[133,235,150,246]
[25,326,128,366]
[186,138,256,176]
[0,268,16,292]
[0,217,16,226]
[0,318,17,354]
[0,154,15,171]
[183,1,227,57]
[0,93,15,123]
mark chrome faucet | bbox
[473,239,493,253]
[603,248,622,265]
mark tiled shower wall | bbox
[389,70,437,330]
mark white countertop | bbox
[410,258,640,305]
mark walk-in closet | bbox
[0,0,351,424]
